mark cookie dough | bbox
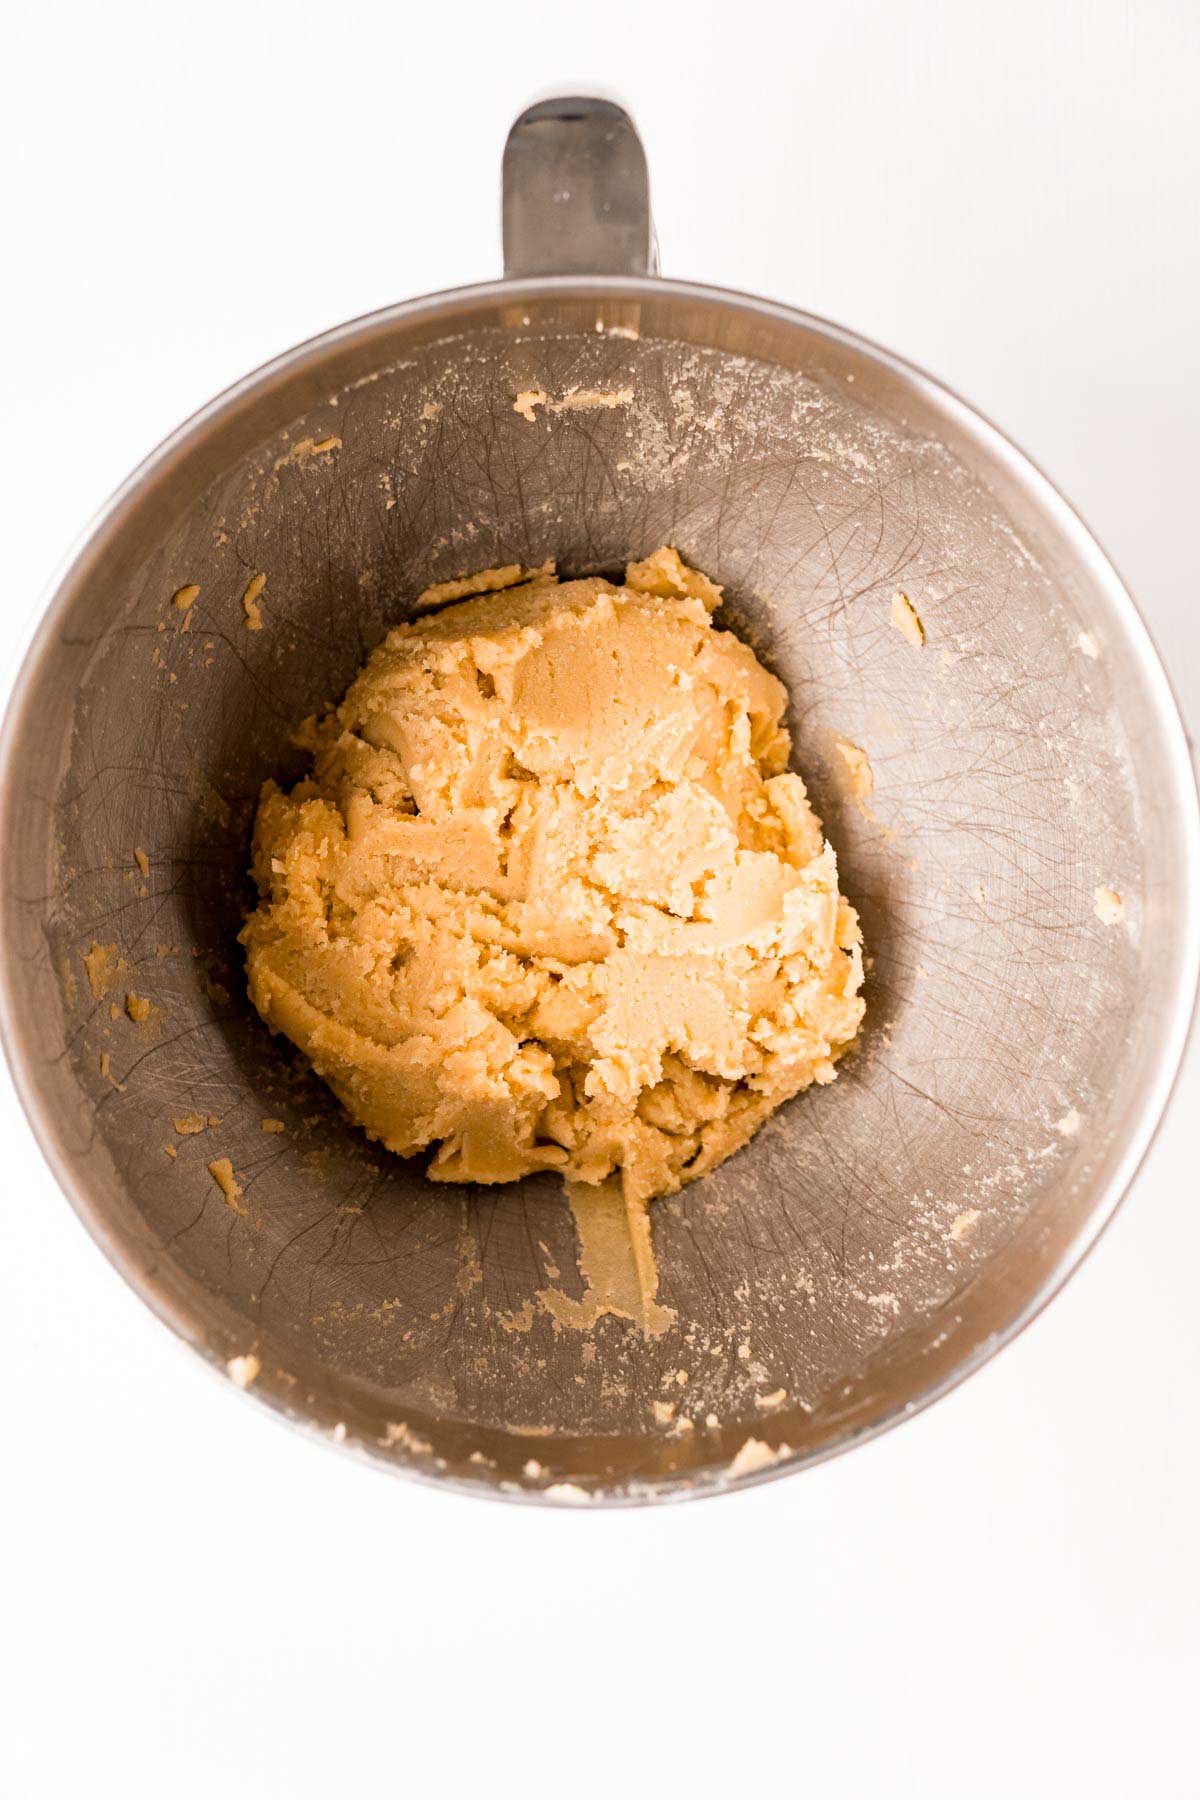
[242,548,865,1204]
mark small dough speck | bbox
[728,1437,790,1478]
[1094,886,1125,926]
[208,1157,245,1212]
[835,738,874,802]
[242,573,266,631]
[890,591,925,648]
[83,941,124,1000]
[513,390,546,421]
[274,436,341,472]
[226,1352,260,1388]
[544,1482,592,1504]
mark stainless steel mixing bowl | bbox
[2,99,1196,1503]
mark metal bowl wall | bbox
[2,277,1196,1501]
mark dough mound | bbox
[242,549,865,1203]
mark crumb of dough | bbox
[133,847,150,878]
[207,1157,245,1212]
[544,1482,592,1503]
[949,1208,980,1241]
[382,1421,431,1454]
[174,1112,208,1135]
[652,1400,676,1425]
[273,435,341,471]
[241,550,865,1212]
[513,389,548,421]
[241,573,266,631]
[835,737,874,802]
[890,591,925,647]
[755,1387,788,1409]
[164,1144,177,1159]
[83,940,125,1000]
[172,583,200,612]
[1094,886,1124,926]
[261,1117,286,1133]
[99,1052,111,1078]
[125,992,151,1024]
[1077,630,1100,658]
[108,1002,120,1021]
[226,1352,260,1388]
[728,1436,791,1478]
[1056,1107,1082,1137]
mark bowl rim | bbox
[2,270,1197,1506]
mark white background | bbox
[3,2,1198,1795]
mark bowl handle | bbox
[502,95,659,278]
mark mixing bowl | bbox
[2,98,1196,1503]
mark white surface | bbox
[3,2,1198,1794]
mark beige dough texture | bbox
[241,548,865,1204]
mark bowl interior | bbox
[3,283,1194,1500]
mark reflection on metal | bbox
[503,95,658,277]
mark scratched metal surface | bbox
[2,284,1191,1500]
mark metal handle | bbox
[502,96,659,278]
